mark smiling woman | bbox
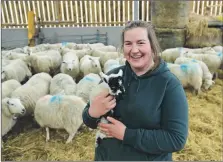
[82,20,189,161]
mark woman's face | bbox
[123,27,153,73]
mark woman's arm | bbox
[122,84,188,154]
[82,102,100,129]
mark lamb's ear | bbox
[99,72,109,83]
[117,69,123,77]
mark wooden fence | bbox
[1,0,223,29]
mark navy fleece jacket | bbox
[82,58,188,161]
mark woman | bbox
[82,20,188,161]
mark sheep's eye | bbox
[11,103,14,106]
[62,61,66,64]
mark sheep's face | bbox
[6,98,26,119]
[100,69,125,98]
[63,60,76,71]
[203,79,215,90]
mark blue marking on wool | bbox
[62,42,67,46]
[191,59,197,63]
[217,52,222,57]
[50,95,62,103]
[83,77,94,82]
[180,64,188,73]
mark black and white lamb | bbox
[89,69,125,147]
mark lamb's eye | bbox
[11,103,14,106]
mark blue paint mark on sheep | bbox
[62,42,67,46]
[217,52,222,57]
[83,77,94,82]
[180,64,188,73]
[50,95,62,103]
[191,59,197,63]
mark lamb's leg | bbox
[66,132,76,144]
[46,127,50,142]
[95,130,107,147]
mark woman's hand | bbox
[98,117,126,141]
[88,91,116,118]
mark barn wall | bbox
[1,27,124,49]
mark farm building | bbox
[1,0,223,161]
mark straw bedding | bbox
[2,79,222,161]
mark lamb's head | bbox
[99,69,125,98]
[2,98,26,119]
[203,79,215,90]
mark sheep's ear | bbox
[99,72,109,83]
[212,80,215,84]
[117,69,123,77]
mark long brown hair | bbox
[121,20,162,59]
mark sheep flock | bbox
[1,42,222,161]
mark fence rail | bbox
[1,0,223,29]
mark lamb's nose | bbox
[68,68,71,71]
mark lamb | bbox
[2,79,22,98]
[11,73,52,115]
[76,73,101,103]
[1,59,32,83]
[50,73,77,95]
[167,62,203,95]
[212,45,223,53]
[89,69,125,147]
[60,51,80,80]
[29,50,62,75]
[103,59,122,74]
[34,94,87,143]
[2,97,26,137]
[174,57,214,90]
[80,55,102,76]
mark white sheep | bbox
[91,45,117,52]
[90,49,120,67]
[103,59,121,74]
[2,97,26,137]
[167,62,203,95]
[174,57,214,90]
[76,73,101,103]
[161,47,190,63]
[29,50,62,75]
[11,74,52,115]
[1,59,32,83]
[50,73,77,95]
[2,79,22,98]
[34,94,87,143]
[25,72,52,87]
[183,52,222,74]
[89,69,125,147]
[60,52,80,79]
[212,45,223,53]
[80,55,102,76]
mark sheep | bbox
[80,55,102,76]
[91,45,117,52]
[90,49,120,67]
[34,94,87,143]
[2,79,22,98]
[50,73,77,95]
[89,69,125,147]
[1,59,32,83]
[103,59,122,74]
[2,97,26,137]
[161,47,190,63]
[25,72,52,86]
[11,74,52,115]
[183,52,222,74]
[29,50,62,76]
[212,45,223,53]
[76,73,101,103]
[60,52,80,80]
[174,57,214,90]
[167,62,203,95]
